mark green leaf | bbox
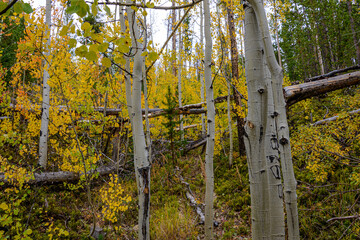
[114,56,126,65]
[75,45,88,57]
[86,51,98,61]
[59,26,69,37]
[91,3,98,16]
[24,229,32,236]
[66,5,79,15]
[76,6,87,18]
[101,57,111,68]
[98,42,109,52]
[148,51,158,62]
[81,22,91,31]
[145,2,155,8]
[89,44,98,53]
[104,4,111,16]
[22,3,33,14]
[14,2,22,14]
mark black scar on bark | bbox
[138,166,150,239]
[267,155,279,163]
[270,165,281,179]
[270,137,279,150]
[259,126,263,142]
[279,137,289,145]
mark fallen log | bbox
[284,71,360,106]
[312,109,360,126]
[183,138,207,154]
[0,165,120,186]
[305,65,360,82]
[177,171,219,227]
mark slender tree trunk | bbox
[142,1,152,162]
[226,2,246,157]
[316,34,325,75]
[347,0,360,64]
[172,0,177,76]
[200,3,206,138]
[178,11,184,140]
[203,0,214,238]
[227,77,233,167]
[273,0,282,68]
[246,1,300,238]
[126,5,150,240]
[38,0,51,169]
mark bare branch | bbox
[88,0,203,10]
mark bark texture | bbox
[203,0,215,238]
[38,0,51,169]
[245,1,300,238]
[126,4,150,239]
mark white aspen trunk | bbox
[244,6,270,238]
[119,3,132,124]
[227,80,233,167]
[315,34,325,75]
[38,0,52,169]
[247,1,300,239]
[203,0,214,238]
[273,4,282,68]
[178,12,184,140]
[126,5,150,240]
[200,3,206,138]
[142,1,152,162]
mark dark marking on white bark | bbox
[258,88,265,94]
[270,137,279,150]
[138,166,150,240]
[270,165,281,179]
[259,126,263,142]
[266,155,279,163]
[279,137,288,145]
[278,184,283,198]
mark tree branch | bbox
[89,0,203,10]
[0,0,18,16]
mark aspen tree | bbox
[244,1,300,238]
[225,0,246,157]
[203,0,215,238]
[38,0,51,169]
[178,9,184,140]
[126,4,150,239]
[200,3,206,137]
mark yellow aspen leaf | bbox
[98,42,109,52]
[86,51,97,61]
[102,57,111,68]
[59,26,69,37]
[148,51,158,62]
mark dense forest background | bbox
[0,0,360,239]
